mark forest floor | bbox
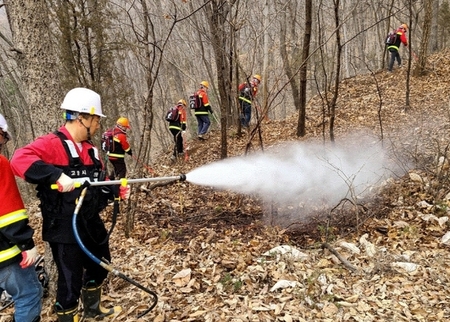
[4,50,450,321]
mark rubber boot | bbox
[54,303,79,322]
[81,281,121,318]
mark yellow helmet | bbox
[200,81,209,89]
[253,74,262,82]
[177,99,187,106]
[117,117,130,129]
[401,23,408,31]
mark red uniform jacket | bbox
[0,155,35,268]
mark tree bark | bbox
[4,0,62,136]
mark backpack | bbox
[101,129,114,153]
[385,31,397,46]
[189,92,202,110]
[165,106,180,122]
[239,83,252,99]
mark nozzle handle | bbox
[51,174,185,189]
[51,182,82,190]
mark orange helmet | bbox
[200,81,209,89]
[116,117,130,129]
[177,99,187,106]
[253,74,262,82]
[400,23,408,31]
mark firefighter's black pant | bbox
[50,242,110,309]
[108,158,127,179]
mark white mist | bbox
[186,139,400,206]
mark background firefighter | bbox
[387,24,408,72]
[194,81,213,140]
[169,99,187,161]
[11,88,130,322]
[107,117,133,180]
[238,74,261,128]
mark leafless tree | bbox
[4,0,62,136]
[414,0,432,76]
[297,0,312,137]
[204,0,237,159]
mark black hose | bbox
[72,187,158,317]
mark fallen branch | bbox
[321,242,358,273]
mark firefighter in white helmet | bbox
[0,113,42,322]
[11,88,129,321]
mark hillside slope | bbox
[19,50,450,321]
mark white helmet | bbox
[0,114,8,132]
[61,88,105,118]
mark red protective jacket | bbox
[168,104,187,131]
[108,127,132,159]
[194,88,213,115]
[11,126,114,244]
[0,155,35,268]
[388,28,408,51]
[238,82,258,104]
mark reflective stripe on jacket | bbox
[239,96,252,104]
[0,209,28,228]
[0,245,21,263]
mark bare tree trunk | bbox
[4,0,62,136]
[405,0,413,108]
[262,0,270,121]
[297,0,312,137]
[279,2,301,120]
[414,0,432,76]
[205,0,237,159]
[329,0,342,143]
[431,1,439,52]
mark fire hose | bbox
[71,174,186,318]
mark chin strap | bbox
[78,119,92,141]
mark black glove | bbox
[181,124,186,131]
[127,149,133,156]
